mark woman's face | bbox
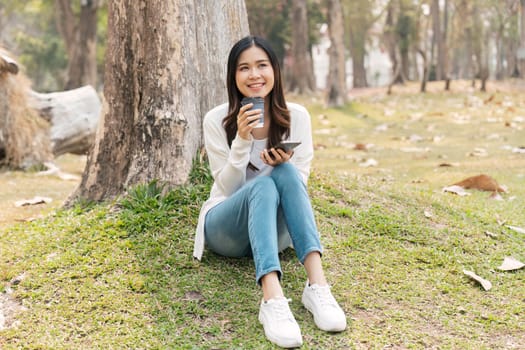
[235,46,275,99]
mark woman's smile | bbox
[235,46,275,99]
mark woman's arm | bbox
[204,107,252,196]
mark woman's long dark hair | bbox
[223,36,290,148]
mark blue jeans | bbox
[204,163,323,284]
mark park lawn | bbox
[1,81,524,349]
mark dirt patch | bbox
[0,154,86,229]
[0,287,26,330]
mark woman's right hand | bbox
[237,103,262,140]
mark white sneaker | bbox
[302,281,347,332]
[258,297,303,348]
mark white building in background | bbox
[311,23,392,90]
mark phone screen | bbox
[275,141,301,152]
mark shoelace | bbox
[312,285,337,308]
[267,298,294,321]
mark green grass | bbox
[1,84,524,349]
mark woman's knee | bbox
[271,163,302,187]
[249,176,279,201]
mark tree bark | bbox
[286,0,315,94]
[70,0,249,203]
[325,0,346,107]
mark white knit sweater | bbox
[193,102,314,260]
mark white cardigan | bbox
[193,102,314,260]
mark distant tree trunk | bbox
[442,0,450,89]
[287,0,315,94]
[384,1,404,84]
[70,0,249,202]
[54,0,99,90]
[348,25,367,88]
[431,0,445,80]
[417,48,429,93]
[325,0,346,107]
[396,1,415,82]
[520,0,525,78]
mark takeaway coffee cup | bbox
[241,97,264,128]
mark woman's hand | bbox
[261,147,293,166]
[237,103,262,140]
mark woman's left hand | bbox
[261,148,293,166]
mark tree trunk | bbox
[286,0,315,94]
[325,0,346,107]
[518,0,525,79]
[384,1,404,85]
[442,0,450,88]
[417,48,429,93]
[54,0,99,90]
[431,0,445,80]
[69,0,249,203]
[348,19,367,88]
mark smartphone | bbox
[275,140,302,152]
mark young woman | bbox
[193,36,346,348]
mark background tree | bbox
[54,0,101,89]
[383,0,405,86]
[286,0,316,94]
[342,0,382,88]
[0,1,68,91]
[70,0,249,202]
[430,0,446,81]
[325,0,346,106]
[245,0,289,63]
[518,0,525,77]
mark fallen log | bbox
[28,85,101,156]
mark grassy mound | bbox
[1,85,524,348]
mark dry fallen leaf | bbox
[374,123,389,132]
[497,257,525,271]
[463,270,492,291]
[353,143,371,151]
[452,174,506,193]
[359,158,378,167]
[400,147,430,153]
[14,196,52,207]
[467,148,488,157]
[442,185,471,196]
[484,231,498,238]
[506,225,525,234]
